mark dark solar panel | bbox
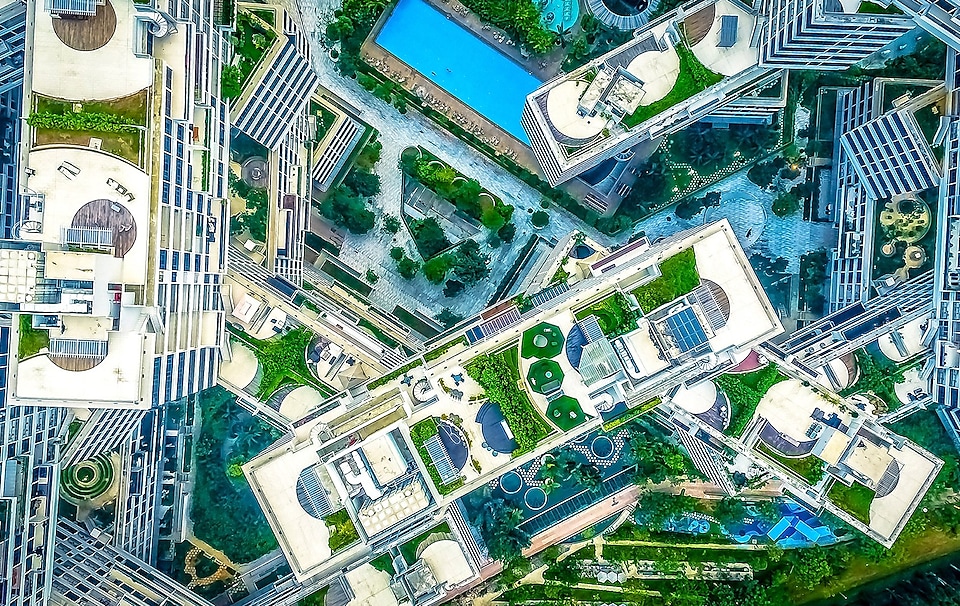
[666,308,707,352]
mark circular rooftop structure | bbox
[52,0,117,52]
[521,322,565,359]
[545,80,607,140]
[627,48,680,107]
[242,157,270,189]
[71,198,137,258]
[671,381,718,415]
[61,452,119,505]
[280,386,325,420]
[527,359,565,395]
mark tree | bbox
[498,222,517,243]
[675,191,720,220]
[628,428,691,485]
[220,65,243,99]
[436,308,463,329]
[365,269,378,284]
[390,246,405,261]
[713,497,749,526]
[355,138,382,170]
[452,240,490,285]
[452,179,482,217]
[788,546,834,589]
[396,256,419,280]
[772,191,801,217]
[443,279,465,298]
[320,187,375,234]
[423,255,452,284]
[531,210,550,228]
[573,463,603,492]
[410,217,451,259]
[343,168,381,198]
[469,497,530,563]
[748,161,779,188]
[486,233,501,249]
[636,491,696,527]
[381,214,401,234]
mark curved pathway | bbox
[584,0,656,31]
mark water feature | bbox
[539,0,580,33]
[375,0,542,143]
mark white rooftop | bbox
[0,250,39,304]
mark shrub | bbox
[630,248,700,313]
[220,65,243,99]
[531,210,550,228]
[444,279,465,298]
[423,255,452,284]
[28,111,139,133]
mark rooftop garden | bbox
[840,350,906,413]
[527,360,564,395]
[192,386,280,564]
[399,521,451,564]
[17,315,49,360]
[622,39,724,129]
[520,322,565,359]
[401,147,514,233]
[574,292,638,338]
[545,396,588,431]
[458,0,553,54]
[231,10,279,93]
[756,442,826,485]
[367,360,423,391]
[829,481,875,525]
[324,509,360,552]
[226,325,330,398]
[30,92,147,165]
[410,417,464,495]
[630,248,699,313]
[466,352,552,455]
[858,0,903,14]
[715,364,789,437]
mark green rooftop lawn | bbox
[574,292,638,338]
[630,248,700,313]
[829,481,875,525]
[716,364,789,437]
[399,521,450,564]
[527,359,564,394]
[622,42,724,129]
[546,396,588,431]
[756,442,826,485]
[18,315,49,360]
[324,509,360,552]
[232,10,279,89]
[520,322,565,359]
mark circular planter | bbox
[500,471,523,495]
[524,487,547,511]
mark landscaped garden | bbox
[872,193,937,282]
[756,442,826,485]
[520,322,565,359]
[715,364,789,437]
[231,9,278,92]
[227,326,332,398]
[324,509,360,552]
[545,396,588,431]
[466,352,552,455]
[409,417,464,494]
[829,481,875,525]
[30,92,147,165]
[630,248,700,313]
[191,386,281,564]
[622,40,724,128]
[527,360,564,395]
[574,292,639,338]
[60,453,117,504]
[840,349,906,412]
[399,521,451,564]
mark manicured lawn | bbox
[18,315,49,360]
[756,442,826,485]
[527,359,564,394]
[829,481,875,525]
[546,396,588,431]
[36,91,148,124]
[630,248,700,313]
[370,553,395,576]
[298,586,329,606]
[227,326,328,398]
[622,42,724,128]
[34,128,142,166]
[324,509,360,552]
[321,261,373,297]
[715,364,789,437]
[574,292,639,338]
[520,322,565,359]
[399,521,450,564]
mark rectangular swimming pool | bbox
[375,0,541,144]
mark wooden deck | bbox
[71,198,137,258]
[49,355,102,372]
[52,0,116,52]
[682,4,717,47]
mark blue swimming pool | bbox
[375,0,541,144]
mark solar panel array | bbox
[665,307,708,353]
[296,466,332,519]
[424,434,459,484]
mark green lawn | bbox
[35,91,148,124]
[34,128,142,166]
[574,292,638,338]
[227,326,329,398]
[622,42,724,128]
[18,315,49,360]
[399,522,450,564]
[545,396,588,431]
[716,364,789,436]
[298,586,329,606]
[324,509,360,552]
[527,360,564,394]
[370,553,395,576]
[829,481,875,525]
[630,248,699,313]
[756,442,826,485]
[520,322,565,359]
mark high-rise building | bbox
[894,0,960,51]
[759,0,915,70]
